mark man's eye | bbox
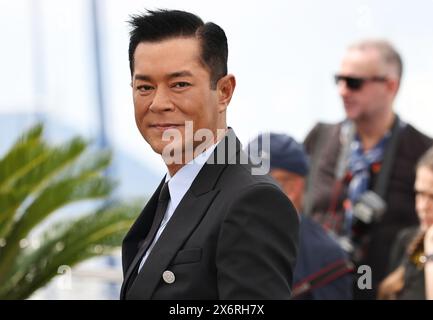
[137,85,153,92]
[172,82,191,89]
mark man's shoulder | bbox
[295,216,350,288]
[401,122,433,146]
[211,161,291,213]
[304,121,343,155]
[300,216,346,257]
[220,160,280,190]
[397,122,433,160]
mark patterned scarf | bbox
[343,132,391,234]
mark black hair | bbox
[128,9,228,89]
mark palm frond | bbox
[10,137,88,193]
[0,124,144,299]
[0,137,89,239]
[0,175,115,280]
[0,202,140,299]
[0,124,46,190]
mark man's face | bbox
[415,166,433,231]
[270,168,304,212]
[337,49,395,122]
[132,37,227,156]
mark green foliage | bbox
[0,124,140,299]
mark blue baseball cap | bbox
[247,133,309,177]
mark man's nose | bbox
[149,87,174,112]
[338,81,350,98]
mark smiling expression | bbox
[132,37,230,156]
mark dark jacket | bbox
[389,226,426,300]
[304,120,432,299]
[121,129,299,299]
[293,215,353,300]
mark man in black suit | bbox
[120,9,299,300]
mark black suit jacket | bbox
[120,129,299,299]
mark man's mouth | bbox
[343,100,357,109]
[150,123,184,131]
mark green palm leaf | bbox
[1,202,140,299]
[0,137,89,239]
[0,123,144,299]
[0,123,46,190]
[0,171,116,281]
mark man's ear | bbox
[388,78,400,96]
[216,74,236,113]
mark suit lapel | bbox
[125,129,243,299]
[120,178,165,298]
[126,187,220,299]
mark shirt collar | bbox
[165,143,218,210]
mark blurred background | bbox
[1,0,433,299]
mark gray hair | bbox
[348,39,403,79]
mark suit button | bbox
[162,270,175,284]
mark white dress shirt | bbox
[138,143,218,272]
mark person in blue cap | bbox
[248,133,353,299]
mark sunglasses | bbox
[334,75,388,91]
